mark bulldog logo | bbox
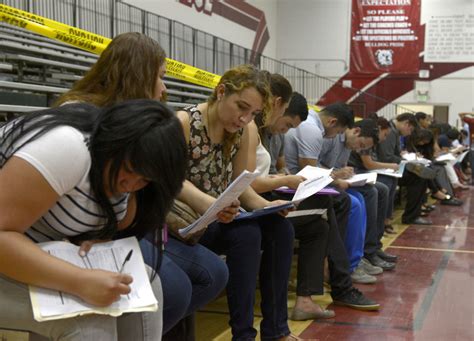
[375,49,394,66]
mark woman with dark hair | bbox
[406,129,463,206]
[0,100,186,340]
[56,32,229,335]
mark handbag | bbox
[166,199,206,245]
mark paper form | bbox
[296,165,333,180]
[368,161,407,178]
[292,176,334,203]
[179,169,260,237]
[346,172,378,187]
[29,237,158,322]
[286,209,327,218]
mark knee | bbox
[369,187,378,201]
[202,256,229,294]
[270,215,295,240]
[350,196,362,213]
[227,221,262,249]
[378,184,389,199]
[49,315,117,340]
[161,265,192,320]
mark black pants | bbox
[271,192,352,298]
[399,171,428,223]
[329,192,353,298]
[268,192,329,297]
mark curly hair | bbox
[208,64,272,159]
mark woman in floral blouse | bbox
[176,64,298,341]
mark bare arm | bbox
[0,157,131,307]
[360,154,398,170]
[298,157,318,169]
[251,174,305,194]
[243,122,303,193]
[275,156,287,173]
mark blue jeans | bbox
[140,237,229,334]
[345,191,366,273]
[199,214,294,341]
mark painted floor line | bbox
[423,225,474,230]
[388,245,474,254]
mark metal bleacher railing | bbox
[0,0,405,119]
[0,19,215,119]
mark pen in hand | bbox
[119,250,133,274]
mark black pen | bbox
[119,250,133,273]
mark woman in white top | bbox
[0,100,187,340]
[249,90,336,321]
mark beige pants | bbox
[0,266,163,341]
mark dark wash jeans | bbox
[140,237,229,334]
[199,214,294,341]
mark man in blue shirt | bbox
[319,120,397,271]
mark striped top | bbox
[0,123,128,243]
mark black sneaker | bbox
[440,197,463,206]
[333,288,380,311]
[366,254,396,271]
[376,249,398,262]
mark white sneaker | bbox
[361,258,383,275]
[351,264,377,284]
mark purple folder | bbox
[274,186,339,196]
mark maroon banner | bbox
[350,0,421,74]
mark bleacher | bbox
[0,22,214,122]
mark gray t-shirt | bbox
[376,121,402,164]
[319,133,351,168]
[267,133,285,174]
[284,109,325,174]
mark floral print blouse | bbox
[185,106,242,198]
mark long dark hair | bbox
[1,100,187,267]
[406,128,434,159]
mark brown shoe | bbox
[282,334,319,341]
[289,307,335,321]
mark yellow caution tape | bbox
[0,4,111,45]
[0,4,221,89]
[0,10,108,53]
[165,59,220,88]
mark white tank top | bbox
[256,141,271,177]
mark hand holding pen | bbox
[74,244,134,307]
[119,250,133,274]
